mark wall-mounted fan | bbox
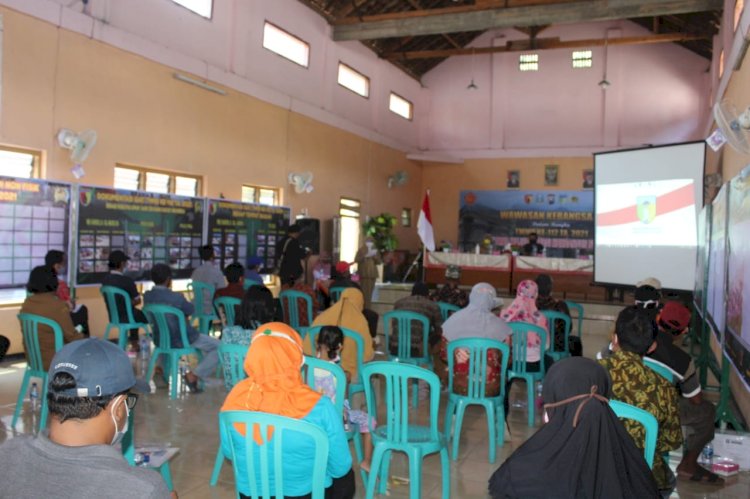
[57,128,98,178]
[288,171,314,194]
[713,100,750,155]
[387,170,409,189]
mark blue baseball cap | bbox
[48,338,149,397]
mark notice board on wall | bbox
[206,199,290,273]
[76,186,204,284]
[0,176,71,289]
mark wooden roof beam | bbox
[333,0,723,41]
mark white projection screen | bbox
[594,142,705,290]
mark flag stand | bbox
[402,246,424,283]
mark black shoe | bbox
[183,373,203,393]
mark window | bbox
[519,54,539,72]
[114,165,201,196]
[571,50,592,69]
[401,208,412,227]
[263,22,310,68]
[389,92,413,120]
[339,198,361,266]
[242,185,280,206]
[171,0,212,18]
[0,147,40,178]
[337,63,370,98]
[735,0,745,32]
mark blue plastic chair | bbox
[214,296,242,327]
[143,304,201,400]
[187,281,219,334]
[644,358,675,383]
[564,300,584,337]
[11,313,64,432]
[122,407,175,490]
[361,361,450,499]
[305,325,367,405]
[329,286,346,304]
[219,411,329,499]
[445,338,510,463]
[539,310,571,362]
[279,290,313,338]
[383,310,433,407]
[609,399,658,469]
[437,302,460,322]
[101,285,149,350]
[506,322,548,427]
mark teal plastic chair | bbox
[243,279,263,290]
[540,310,571,362]
[305,325,366,405]
[279,290,313,337]
[329,286,346,304]
[564,300,584,337]
[11,313,64,432]
[210,343,249,487]
[383,310,433,407]
[122,407,175,490]
[214,296,242,327]
[101,285,149,350]
[187,281,219,334]
[506,322,548,427]
[437,302,460,322]
[644,358,675,383]
[143,304,201,400]
[361,362,450,499]
[219,411,329,499]
[609,399,658,469]
[444,338,510,463]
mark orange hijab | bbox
[221,322,321,442]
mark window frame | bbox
[337,62,370,98]
[0,145,42,179]
[114,164,202,197]
[262,21,311,69]
[401,208,412,228]
[242,184,281,206]
[519,53,539,72]
[388,92,414,121]
[170,0,213,20]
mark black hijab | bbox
[488,357,658,499]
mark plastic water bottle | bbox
[700,443,714,465]
[178,358,188,392]
[30,382,39,410]
[535,382,544,410]
[139,336,150,358]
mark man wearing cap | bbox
[0,338,172,498]
[102,250,148,350]
[276,224,308,284]
[331,261,359,291]
[430,265,468,308]
[245,256,264,285]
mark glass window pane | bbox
[340,198,361,209]
[175,176,198,197]
[242,186,257,203]
[114,167,140,191]
[0,150,34,178]
[145,172,170,194]
[263,22,310,67]
[339,216,360,267]
[171,0,212,18]
[389,93,413,120]
[401,208,412,227]
[339,208,360,218]
[572,50,592,69]
[338,63,369,97]
[258,188,277,206]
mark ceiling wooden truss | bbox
[298,0,722,80]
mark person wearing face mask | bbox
[522,232,544,256]
[0,338,173,498]
[355,237,381,310]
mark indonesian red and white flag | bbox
[417,191,435,252]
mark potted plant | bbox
[363,213,398,251]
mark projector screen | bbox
[594,142,705,290]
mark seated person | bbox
[329,261,379,339]
[598,307,683,495]
[144,264,219,393]
[281,276,319,328]
[501,280,550,371]
[244,256,264,285]
[46,250,89,337]
[0,334,8,362]
[489,357,658,498]
[535,274,581,356]
[391,282,443,359]
[20,266,81,370]
[102,250,148,350]
[191,244,227,315]
[214,262,245,301]
[221,323,354,499]
[521,232,544,256]
[0,338,172,498]
[430,265,468,308]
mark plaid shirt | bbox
[430,285,468,308]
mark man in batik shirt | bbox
[599,306,682,496]
[430,265,468,308]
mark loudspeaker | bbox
[296,218,320,255]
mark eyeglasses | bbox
[124,393,139,410]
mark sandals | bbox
[677,467,724,485]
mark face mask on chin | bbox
[110,395,129,446]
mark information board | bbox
[693,205,709,313]
[76,186,204,284]
[206,199,290,273]
[726,176,750,387]
[708,185,728,341]
[0,176,71,289]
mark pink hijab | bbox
[501,280,549,331]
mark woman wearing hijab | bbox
[501,279,549,369]
[439,283,511,394]
[489,357,658,498]
[221,322,354,499]
[307,287,374,381]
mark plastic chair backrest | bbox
[243,280,263,291]
[644,358,675,383]
[306,326,365,381]
[564,300,584,337]
[301,355,347,415]
[447,338,510,399]
[329,287,346,304]
[539,310,571,354]
[219,343,249,388]
[278,290,313,330]
[188,281,216,314]
[507,322,548,375]
[100,285,140,324]
[609,399,658,469]
[142,304,192,350]
[220,411,329,499]
[361,361,441,443]
[437,302,460,322]
[18,313,64,371]
[383,310,431,362]
[215,296,242,327]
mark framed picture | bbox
[582,169,594,189]
[507,170,520,189]
[544,164,558,186]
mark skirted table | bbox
[424,252,512,290]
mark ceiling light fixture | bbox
[467,48,478,90]
[599,33,611,90]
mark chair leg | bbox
[160,463,174,491]
[443,399,455,445]
[146,351,160,381]
[39,376,50,433]
[209,447,224,486]
[351,431,367,485]
[496,400,506,446]
[451,401,468,461]
[439,447,451,499]
[11,370,31,428]
[527,378,535,427]
[118,328,128,350]
[170,354,180,400]
[366,444,386,499]
[408,448,423,499]
[485,402,496,464]
[378,449,392,496]
[103,324,113,341]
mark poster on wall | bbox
[0,176,71,289]
[693,204,709,314]
[707,184,727,339]
[458,190,594,255]
[76,186,204,285]
[206,199,290,273]
[726,176,750,387]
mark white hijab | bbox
[442,282,511,342]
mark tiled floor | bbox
[1,325,748,498]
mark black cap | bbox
[108,250,130,268]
